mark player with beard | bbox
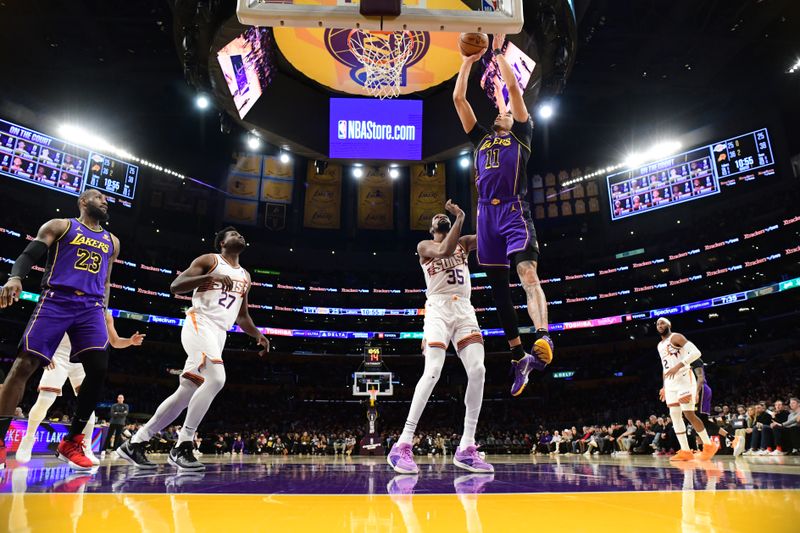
[117,227,269,471]
[0,189,120,470]
[388,201,492,474]
[453,34,553,396]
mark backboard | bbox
[237,0,524,33]
[353,371,393,396]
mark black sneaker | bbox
[116,440,157,470]
[168,441,205,472]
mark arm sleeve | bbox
[467,124,491,148]
[678,341,701,367]
[510,117,533,149]
[10,240,49,280]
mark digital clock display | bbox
[365,347,382,364]
[0,118,138,208]
[607,128,775,220]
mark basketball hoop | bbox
[348,29,415,99]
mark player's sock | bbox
[670,406,690,451]
[458,343,486,449]
[534,328,549,340]
[697,429,712,446]
[176,363,226,444]
[132,380,196,444]
[676,432,690,450]
[510,344,525,359]
[398,347,446,445]
[82,412,96,444]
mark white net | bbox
[348,30,416,99]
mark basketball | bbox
[458,32,489,57]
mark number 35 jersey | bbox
[421,243,472,300]
[190,254,249,331]
[43,218,115,300]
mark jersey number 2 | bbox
[446,269,465,285]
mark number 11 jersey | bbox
[421,243,472,299]
[190,254,249,331]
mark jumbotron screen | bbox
[607,128,775,220]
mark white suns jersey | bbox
[189,254,249,331]
[421,243,471,299]
[657,334,689,376]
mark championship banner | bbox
[358,166,394,230]
[410,164,446,231]
[227,153,263,199]
[223,198,259,225]
[304,162,342,229]
[260,155,295,204]
[229,153,263,176]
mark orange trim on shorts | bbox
[678,394,693,404]
[427,342,447,350]
[38,386,62,394]
[456,333,484,351]
[667,402,680,407]
[181,372,204,386]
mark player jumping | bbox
[387,200,492,474]
[0,189,120,470]
[15,315,145,465]
[453,33,552,396]
[117,227,269,471]
[656,317,719,462]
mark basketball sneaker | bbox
[116,440,157,470]
[453,446,494,473]
[533,334,554,366]
[698,441,720,461]
[168,441,205,472]
[669,449,695,462]
[732,436,745,457]
[387,442,419,475]
[57,434,94,471]
[15,435,35,464]
[510,353,546,396]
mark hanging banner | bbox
[227,153,262,199]
[358,166,394,230]
[304,162,342,229]
[260,155,295,204]
[223,198,259,225]
[229,153,263,176]
[410,164,446,231]
[265,203,287,231]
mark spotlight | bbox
[195,94,210,109]
[246,135,261,150]
[352,166,364,178]
[389,168,399,179]
[459,156,471,168]
[279,151,291,164]
[314,160,328,174]
[538,103,554,120]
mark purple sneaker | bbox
[387,474,419,496]
[453,446,494,473]
[387,443,419,474]
[533,334,554,365]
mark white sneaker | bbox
[742,450,755,456]
[15,437,34,464]
[769,449,787,456]
[756,450,769,456]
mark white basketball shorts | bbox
[664,368,697,411]
[180,311,227,386]
[38,335,85,396]
[422,294,483,354]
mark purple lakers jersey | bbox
[42,219,114,299]
[469,119,533,200]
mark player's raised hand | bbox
[256,334,270,357]
[462,51,484,64]
[492,33,506,51]
[445,199,464,218]
[210,272,234,291]
[0,277,22,309]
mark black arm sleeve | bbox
[510,118,533,149]
[467,123,491,148]
[9,240,48,280]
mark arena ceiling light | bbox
[352,166,364,179]
[246,134,261,150]
[624,140,682,168]
[389,168,400,179]
[788,58,800,74]
[279,151,291,164]
[195,94,210,110]
[459,155,471,168]
[538,102,554,121]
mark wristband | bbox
[493,48,503,56]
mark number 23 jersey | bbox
[421,243,471,299]
[190,254,249,330]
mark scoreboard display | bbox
[364,346,383,365]
[607,128,774,220]
[0,118,138,208]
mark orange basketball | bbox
[458,33,489,56]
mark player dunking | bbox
[656,317,719,462]
[387,200,492,474]
[0,189,120,470]
[15,315,145,465]
[453,33,553,396]
[117,227,269,471]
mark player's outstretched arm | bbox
[459,234,477,252]
[105,312,145,349]
[1,218,69,308]
[103,234,120,309]
[417,200,465,259]
[236,275,269,357]
[492,34,530,123]
[170,253,230,294]
[453,52,482,133]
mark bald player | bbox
[656,317,719,462]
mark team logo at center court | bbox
[324,29,430,88]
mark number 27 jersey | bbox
[421,244,471,299]
[190,254,249,330]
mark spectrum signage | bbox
[329,98,422,160]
